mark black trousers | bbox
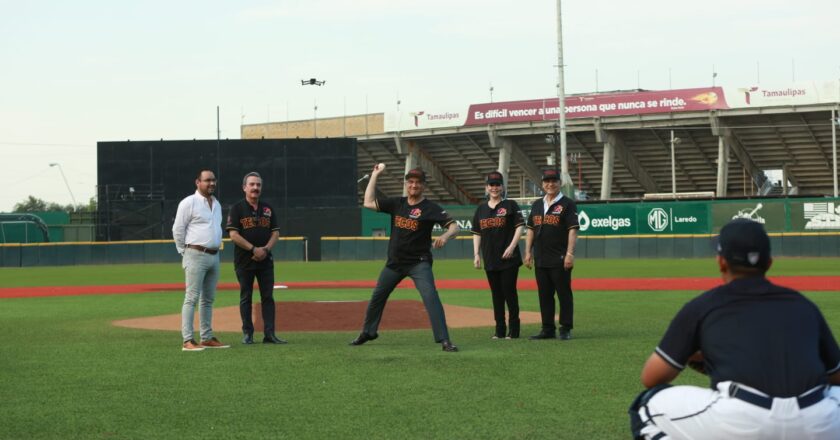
[485,266,520,337]
[534,266,573,331]
[236,264,275,335]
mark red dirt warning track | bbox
[1,276,839,299]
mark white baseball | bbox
[376,162,386,171]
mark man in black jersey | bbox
[350,164,460,352]
[226,172,287,345]
[629,219,840,439]
[524,168,579,340]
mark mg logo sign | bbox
[647,208,669,232]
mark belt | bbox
[729,383,825,410]
[187,244,219,255]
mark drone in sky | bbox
[301,78,325,86]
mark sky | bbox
[1,0,838,212]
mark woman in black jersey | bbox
[471,171,525,339]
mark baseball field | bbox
[1,258,839,439]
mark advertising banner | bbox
[465,88,729,126]
[362,198,840,236]
[384,109,468,132]
[576,205,636,236]
[723,81,840,109]
[383,81,838,133]
[711,201,787,232]
[789,201,840,232]
[636,203,708,234]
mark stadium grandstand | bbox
[242,80,840,204]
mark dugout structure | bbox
[96,139,360,259]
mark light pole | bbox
[313,100,318,137]
[670,130,681,197]
[49,163,78,209]
[555,0,573,197]
[301,78,325,138]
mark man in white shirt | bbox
[172,169,229,351]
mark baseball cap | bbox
[405,168,426,182]
[716,219,771,270]
[486,171,504,185]
[542,169,560,181]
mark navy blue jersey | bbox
[526,195,579,268]
[656,276,840,397]
[470,199,524,271]
[376,197,454,268]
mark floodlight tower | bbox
[49,162,78,209]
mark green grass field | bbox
[1,258,838,439]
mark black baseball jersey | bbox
[655,276,840,397]
[526,195,580,268]
[225,199,280,270]
[376,197,454,268]
[470,199,524,271]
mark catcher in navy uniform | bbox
[350,164,460,352]
[226,172,287,345]
[471,171,525,339]
[629,219,840,439]
[524,168,579,340]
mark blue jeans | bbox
[181,248,220,342]
[361,262,451,342]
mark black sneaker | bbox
[558,328,572,340]
[263,334,288,344]
[242,333,254,345]
[441,339,459,352]
[529,331,556,340]
[349,332,378,346]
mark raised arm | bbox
[363,163,386,210]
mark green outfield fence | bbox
[320,232,840,261]
[0,232,837,267]
[0,237,308,268]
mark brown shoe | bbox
[200,337,230,349]
[182,339,205,352]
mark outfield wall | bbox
[321,233,840,261]
[0,237,308,268]
[1,233,838,268]
[362,197,840,236]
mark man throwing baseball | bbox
[350,163,460,352]
[629,219,840,439]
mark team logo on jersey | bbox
[262,207,272,217]
[480,217,507,230]
[409,208,422,219]
[551,205,564,214]
[496,208,507,216]
[394,215,419,231]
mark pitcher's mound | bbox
[113,300,541,332]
